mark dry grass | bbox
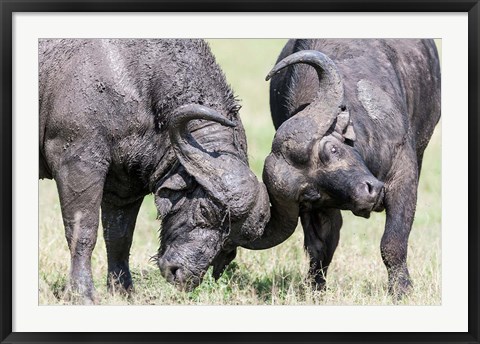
[39,39,441,305]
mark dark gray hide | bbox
[244,39,441,297]
[39,39,269,302]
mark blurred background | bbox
[39,39,441,305]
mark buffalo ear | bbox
[334,110,356,141]
[154,170,193,219]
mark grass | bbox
[39,39,441,305]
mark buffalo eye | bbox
[320,141,342,164]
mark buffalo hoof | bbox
[63,282,98,305]
[388,277,413,301]
[107,269,134,296]
[310,275,327,293]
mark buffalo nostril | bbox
[168,265,180,279]
[365,181,374,195]
[364,181,383,198]
[159,260,181,281]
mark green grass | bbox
[39,39,441,305]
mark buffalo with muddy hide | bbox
[249,39,441,298]
[39,39,273,302]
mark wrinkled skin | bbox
[39,39,270,302]
[247,39,441,298]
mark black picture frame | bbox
[1,1,478,343]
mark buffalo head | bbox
[154,104,270,290]
[263,50,385,221]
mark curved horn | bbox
[168,104,235,203]
[169,104,235,138]
[244,51,348,250]
[266,50,345,136]
[169,104,267,235]
[241,152,301,250]
[265,50,342,93]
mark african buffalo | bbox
[39,39,270,302]
[244,39,441,297]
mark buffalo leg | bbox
[301,208,342,290]
[101,197,143,293]
[381,147,418,298]
[55,160,107,303]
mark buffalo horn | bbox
[169,104,269,241]
[266,50,345,136]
